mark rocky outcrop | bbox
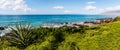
[0,26,8,30]
[95,18,113,24]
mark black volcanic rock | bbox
[0,27,5,30]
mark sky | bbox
[0,0,120,15]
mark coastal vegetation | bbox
[0,16,120,50]
[113,16,120,21]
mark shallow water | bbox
[0,15,115,27]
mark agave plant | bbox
[9,24,37,49]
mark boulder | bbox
[0,27,5,30]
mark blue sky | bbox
[0,0,120,15]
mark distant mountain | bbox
[101,10,120,16]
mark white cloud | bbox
[105,6,120,11]
[100,6,120,15]
[98,6,120,13]
[87,2,96,4]
[64,10,72,13]
[85,1,96,11]
[85,5,96,10]
[0,0,32,12]
[53,6,64,10]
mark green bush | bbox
[1,21,120,50]
[1,47,19,50]
[113,16,120,21]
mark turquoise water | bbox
[0,15,114,27]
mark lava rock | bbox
[0,27,5,30]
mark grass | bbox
[0,20,120,50]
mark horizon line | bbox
[0,14,102,15]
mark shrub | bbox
[9,25,37,49]
[113,16,120,21]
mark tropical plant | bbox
[1,17,120,50]
[9,25,37,49]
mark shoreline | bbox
[41,17,113,28]
[0,17,114,37]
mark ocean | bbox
[0,15,115,35]
[0,15,115,27]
